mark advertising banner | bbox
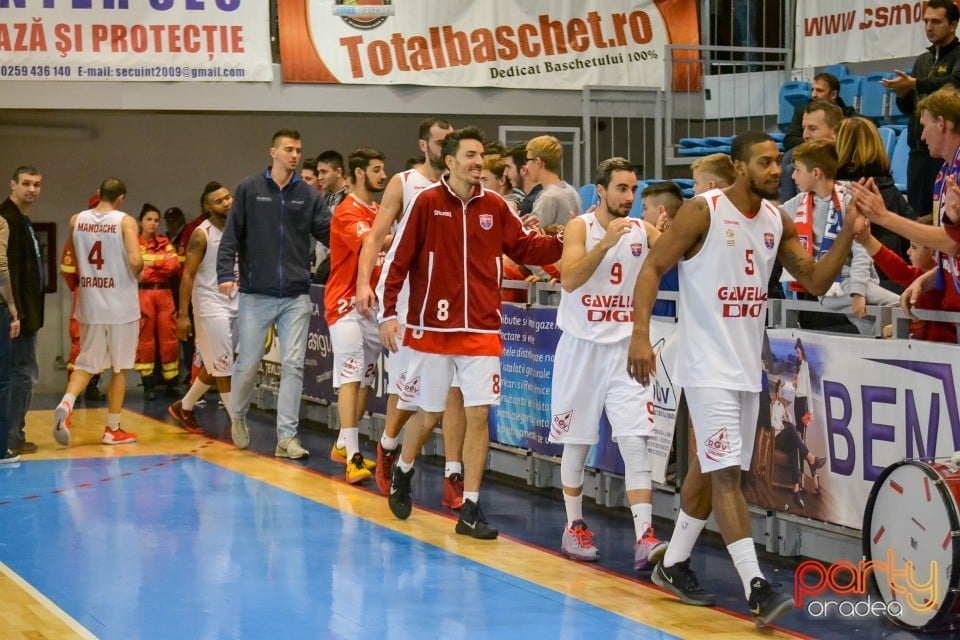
[492,305,679,482]
[0,1,272,81]
[278,0,700,90]
[745,328,960,530]
[794,1,929,68]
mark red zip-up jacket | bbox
[379,176,562,334]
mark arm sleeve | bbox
[502,205,563,266]
[217,182,244,283]
[847,242,873,297]
[311,196,332,249]
[872,245,923,287]
[915,56,960,95]
[376,200,422,323]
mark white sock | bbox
[663,509,708,567]
[445,461,462,477]
[106,413,121,430]
[60,393,77,411]
[463,491,479,504]
[563,492,583,526]
[380,433,399,451]
[631,503,654,539]
[219,392,232,419]
[181,380,211,411]
[341,427,360,458]
[398,456,415,473]
[727,538,764,599]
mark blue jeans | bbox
[0,307,10,455]
[230,293,312,441]
[8,332,38,448]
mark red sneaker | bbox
[102,428,137,445]
[375,442,398,495]
[442,472,465,510]
[168,401,203,434]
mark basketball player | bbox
[551,157,667,570]
[54,179,143,446]
[627,132,863,627]
[326,148,388,484]
[378,126,564,539]
[354,117,468,508]
[168,181,237,434]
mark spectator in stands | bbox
[847,86,960,319]
[317,150,349,210]
[524,135,582,231]
[690,153,736,195]
[641,182,682,318]
[882,0,960,219]
[781,140,899,335]
[783,73,856,151]
[481,154,521,212]
[835,117,916,266]
[779,100,844,203]
[300,156,320,191]
[508,142,542,216]
[855,214,956,342]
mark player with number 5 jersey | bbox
[54,178,143,447]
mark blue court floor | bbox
[0,391,951,639]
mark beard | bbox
[605,195,629,218]
[749,174,780,199]
[364,176,385,194]
[427,149,445,172]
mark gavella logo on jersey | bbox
[479,213,494,230]
[764,232,775,249]
[630,242,643,257]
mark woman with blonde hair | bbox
[835,117,916,262]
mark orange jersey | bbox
[138,234,180,285]
[324,194,382,326]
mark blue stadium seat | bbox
[779,81,811,132]
[877,126,897,162]
[673,179,695,188]
[821,64,848,78]
[579,183,598,209]
[860,73,892,122]
[891,128,909,192]
[888,94,909,125]
[677,146,731,157]
[678,137,707,148]
[628,189,646,219]
[703,136,734,147]
[838,75,864,112]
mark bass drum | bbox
[862,460,960,632]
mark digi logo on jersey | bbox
[582,294,633,322]
[718,285,766,318]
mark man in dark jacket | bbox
[783,73,857,151]
[1,166,43,454]
[216,129,330,459]
[883,0,960,219]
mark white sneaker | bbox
[0,450,20,465]
[231,418,250,449]
[276,437,309,459]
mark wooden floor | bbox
[0,406,811,639]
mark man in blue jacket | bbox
[217,129,330,459]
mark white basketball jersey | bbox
[394,168,436,321]
[674,189,783,391]
[73,209,139,324]
[193,219,238,318]
[557,213,648,343]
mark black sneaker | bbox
[748,577,794,628]
[651,560,717,606]
[455,499,499,539]
[388,466,414,520]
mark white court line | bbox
[0,559,99,640]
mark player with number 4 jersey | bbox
[54,179,143,448]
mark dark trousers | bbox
[0,307,10,454]
[776,424,810,486]
[8,332,38,448]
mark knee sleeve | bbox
[560,444,590,488]
[619,435,652,492]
